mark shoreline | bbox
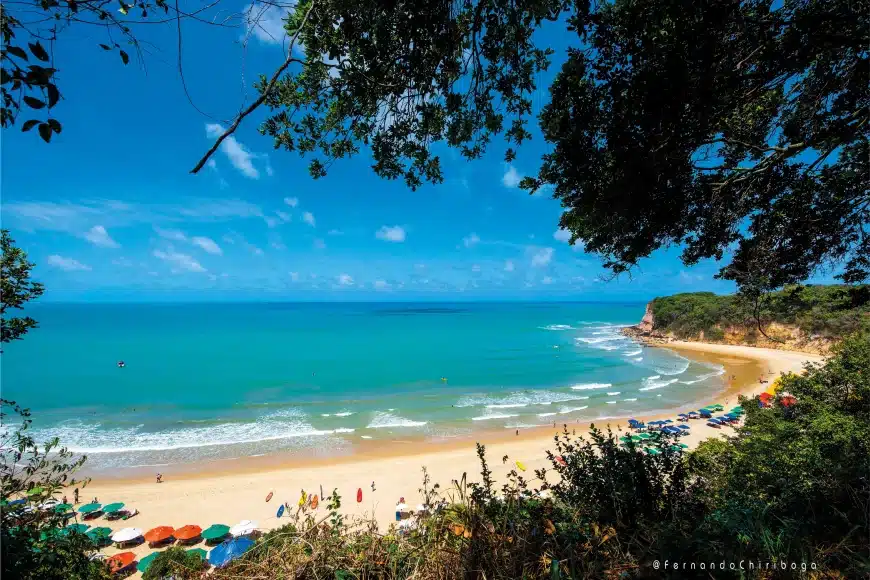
[64,341,823,575]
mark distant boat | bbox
[117,361,126,368]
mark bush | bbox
[143,546,205,580]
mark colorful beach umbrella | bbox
[111,527,143,543]
[102,502,125,514]
[65,523,89,534]
[144,525,175,544]
[78,502,101,514]
[201,524,230,542]
[53,503,73,513]
[208,537,254,567]
[136,552,159,573]
[187,547,207,560]
[174,524,202,541]
[86,527,113,544]
[106,551,136,574]
[229,520,257,537]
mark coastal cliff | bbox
[623,285,869,355]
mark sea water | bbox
[1,302,725,470]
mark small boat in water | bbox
[117,361,126,368]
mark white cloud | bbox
[337,273,354,286]
[269,233,286,250]
[289,272,300,282]
[222,231,263,255]
[375,225,406,242]
[542,276,553,285]
[462,232,480,248]
[553,228,571,243]
[153,249,207,273]
[284,197,299,208]
[327,229,343,236]
[191,236,222,255]
[374,280,391,290]
[264,216,279,228]
[302,211,316,227]
[206,159,217,170]
[112,257,133,267]
[504,260,515,272]
[531,247,554,267]
[502,164,521,188]
[47,255,91,271]
[471,264,481,272]
[313,238,326,249]
[154,227,188,242]
[275,210,291,223]
[83,225,119,248]
[204,123,263,179]
[243,1,291,45]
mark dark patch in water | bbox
[376,307,468,315]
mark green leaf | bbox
[22,96,46,110]
[6,46,28,61]
[28,42,49,62]
[119,50,129,65]
[46,84,60,108]
[21,119,39,132]
[38,123,52,143]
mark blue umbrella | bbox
[208,537,254,568]
[677,424,690,430]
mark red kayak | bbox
[265,491,273,503]
[356,488,362,503]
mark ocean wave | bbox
[606,391,621,396]
[457,391,593,408]
[367,412,427,429]
[680,369,726,385]
[540,324,574,331]
[505,423,545,429]
[485,403,528,409]
[558,405,589,414]
[605,401,617,404]
[623,349,643,357]
[654,355,691,375]
[31,410,354,454]
[576,336,625,344]
[537,412,557,417]
[623,398,638,402]
[472,413,520,421]
[570,383,612,391]
[631,357,643,362]
[639,378,679,391]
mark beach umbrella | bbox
[396,503,408,511]
[86,527,113,545]
[677,443,689,449]
[79,502,101,515]
[111,527,143,543]
[677,424,690,430]
[187,547,207,560]
[8,498,26,507]
[53,503,73,513]
[102,502,125,515]
[136,552,160,573]
[39,528,64,541]
[208,537,254,568]
[229,520,257,537]
[174,524,202,542]
[144,525,175,544]
[644,448,660,456]
[201,524,230,542]
[39,499,59,511]
[637,433,652,440]
[65,523,89,534]
[106,551,136,574]
[619,436,632,443]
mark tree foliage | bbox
[531,0,869,291]
[143,546,205,580]
[1,228,44,347]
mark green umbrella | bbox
[26,487,44,497]
[137,552,160,573]
[65,523,89,534]
[53,503,73,513]
[78,502,101,514]
[201,524,230,541]
[39,528,64,541]
[187,548,207,560]
[637,433,652,440]
[644,448,660,456]
[86,527,113,544]
[630,435,643,441]
[619,436,632,442]
[102,502,125,514]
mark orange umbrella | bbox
[143,525,175,543]
[107,551,136,573]
[173,524,202,541]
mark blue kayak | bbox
[276,504,285,518]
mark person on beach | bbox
[62,495,68,505]
[371,481,376,492]
[73,488,79,504]
[515,429,519,436]
[156,473,163,483]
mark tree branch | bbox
[189,0,315,174]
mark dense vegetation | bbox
[647,284,870,342]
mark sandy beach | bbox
[68,341,823,573]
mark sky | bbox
[0,2,742,302]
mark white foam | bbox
[639,378,679,391]
[537,412,557,417]
[485,403,527,409]
[457,391,592,408]
[654,355,691,375]
[623,398,637,402]
[558,405,589,414]
[472,414,520,421]
[361,435,373,439]
[571,383,612,391]
[334,411,355,417]
[540,324,574,331]
[680,368,726,385]
[367,412,427,429]
[632,357,643,362]
[576,336,624,344]
[505,423,545,429]
[605,401,617,404]
[33,409,353,454]
[623,349,643,357]
[606,392,621,396]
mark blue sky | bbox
[1,3,742,302]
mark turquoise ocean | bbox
[2,302,726,471]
